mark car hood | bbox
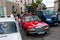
[45,15,57,18]
[0,33,22,40]
[24,21,48,28]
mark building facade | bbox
[54,0,58,11]
[5,0,20,16]
[19,0,36,13]
[47,7,54,11]
[0,0,36,16]
[0,0,20,16]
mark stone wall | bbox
[6,2,20,16]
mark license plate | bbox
[38,32,45,34]
[54,23,58,25]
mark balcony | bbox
[5,0,19,4]
[6,0,16,2]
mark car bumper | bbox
[29,29,49,34]
[47,21,58,25]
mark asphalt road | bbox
[20,25,60,40]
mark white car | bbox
[0,18,22,40]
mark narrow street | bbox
[20,24,60,40]
[0,0,60,40]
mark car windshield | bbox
[23,16,40,22]
[0,22,17,34]
[42,10,55,16]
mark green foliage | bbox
[36,0,42,10]
[26,5,31,13]
[26,0,43,12]
[58,1,60,12]
[31,2,38,9]
[58,0,60,1]
[36,0,42,4]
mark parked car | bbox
[21,15,50,35]
[0,18,22,40]
[35,10,58,25]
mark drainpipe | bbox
[2,0,7,17]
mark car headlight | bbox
[29,28,36,31]
[45,27,49,29]
[46,19,51,21]
[52,15,57,17]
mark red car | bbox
[21,15,50,35]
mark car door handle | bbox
[0,35,7,38]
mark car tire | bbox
[26,31,30,36]
[22,25,30,36]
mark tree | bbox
[31,2,38,12]
[36,0,42,10]
[30,0,42,12]
[26,5,31,13]
[36,0,42,4]
[26,0,44,13]
[26,2,37,13]
[31,2,38,8]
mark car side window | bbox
[38,11,42,18]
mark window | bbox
[28,0,29,4]
[28,3,30,5]
[21,7,22,12]
[0,22,17,34]
[24,0,26,4]
[12,6,16,12]
[21,7,22,10]
[25,2,26,4]
[21,0,22,3]
[23,16,40,22]
[42,11,55,16]
[32,0,33,3]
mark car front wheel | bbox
[26,30,30,36]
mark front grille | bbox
[36,27,45,32]
[52,17,57,21]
